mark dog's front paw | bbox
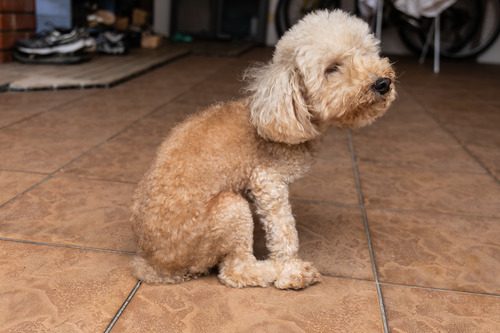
[274,259,321,290]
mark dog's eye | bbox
[325,63,340,75]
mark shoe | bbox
[13,50,91,64]
[16,28,94,55]
[96,31,127,55]
[87,10,116,27]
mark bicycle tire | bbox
[275,0,341,37]
[397,0,500,59]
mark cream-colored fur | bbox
[131,10,396,289]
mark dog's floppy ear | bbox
[245,62,319,144]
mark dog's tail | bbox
[131,256,206,284]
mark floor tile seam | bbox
[54,73,219,170]
[357,158,493,176]
[290,197,359,209]
[405,92,499,183]
[0,90,99,131]
[379,281,500,299]
[347,130,389,333]
[55,173,138,185]
[169,65,249,104]
[357,158,489,176]
[320,272,375,283]
[0,236,135,255]
[0,168,50,175]
[363,205,500,220]
[103,280,143,333]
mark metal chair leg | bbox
[419,20,435,64]
[434,14,440,73]
[375,0,384,41]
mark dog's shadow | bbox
[253,216,269,260]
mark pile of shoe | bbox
[90,29,128,55]
[14,28,95,64]
[13,5,151,64]
[87,9,128,55]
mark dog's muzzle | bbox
[372,77,392,95]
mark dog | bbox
[131,10,396,289]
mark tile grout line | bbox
[0,236,135,255]
[0,168,50,175]
[0,89,99,131]
[321,273,375,283]
[347,130,389,333]
[379,281,500,299]
[360,205,500,220]
[405,92,499,184]
[358,158,489,176]
[103,280,142,333]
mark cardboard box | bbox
[141,33,163,49]
[132,8,148,27]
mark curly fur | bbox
[131,10,396,289]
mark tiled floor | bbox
[0,49,499,333]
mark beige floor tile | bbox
[119,55,229,90]
[359,164,500,217]
[383,285,500,333]
[426,102,500,132]
[315,129,351,165]
[0,174,135,251]
[369,209,500,294]
[0,241,136,333]
[113,276,383,333]
[293,201,372,279]
[466,144,500,180]
[172,88,243,108]
[0,90,88,128]
[63,103,196,183]
[290,160,358,206]
[444,125,500,180]
[0,98,157,173]
[353,135,484,173]
[353,91,448,143]
[0,171,46,205]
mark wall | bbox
[35,0,71,32]
[0,0,36,63]
[153,0,171,36]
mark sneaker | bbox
[16,28,94,55]
[87,10,116,27]
[96,31,127,55]
[13,50,91,64]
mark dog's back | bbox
[131,100,261,279]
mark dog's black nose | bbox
[372,77,392,95]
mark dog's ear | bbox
[245,62,319,144]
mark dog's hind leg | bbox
[208,192,277,288]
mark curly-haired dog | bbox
[131,10,396,289]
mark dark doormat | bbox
[0,46,189,92]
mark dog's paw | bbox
[218,259,277,288]
[274,259,321,290]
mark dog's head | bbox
[246,10,396,144]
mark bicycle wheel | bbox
[275,0,341,37]
[397,0,500,59]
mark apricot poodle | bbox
[131,10,396,289]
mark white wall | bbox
[153,0,172,36]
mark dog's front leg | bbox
[250,168,321,289]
